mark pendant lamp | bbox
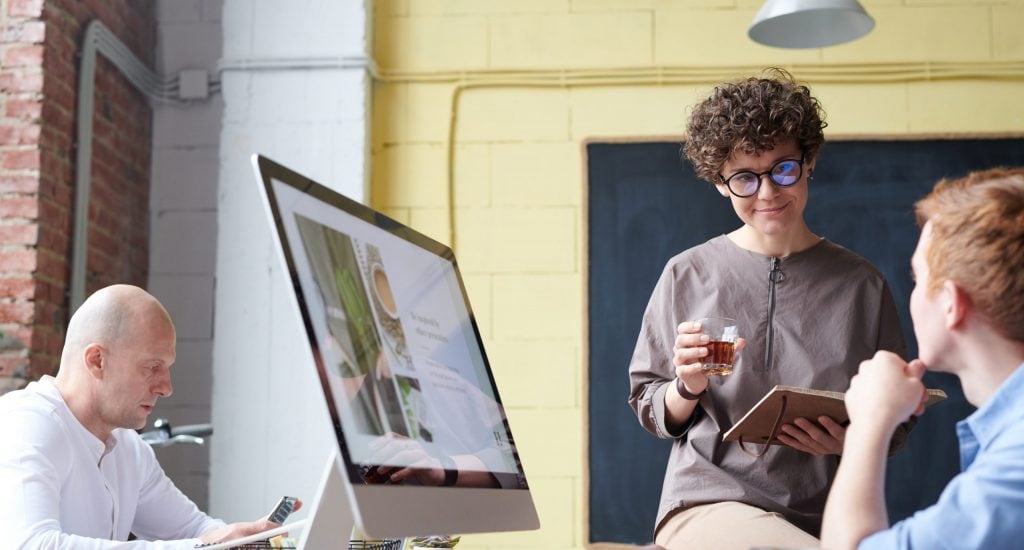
[748,0,875,48]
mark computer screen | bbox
[252,155,539,538]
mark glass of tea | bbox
[697,317,739,376]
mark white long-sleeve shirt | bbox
[0,376,225,549]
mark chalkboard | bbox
[587,138,1024,544]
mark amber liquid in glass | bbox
[702,340,736,376]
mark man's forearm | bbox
[821,423,894,550]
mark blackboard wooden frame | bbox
[584,136,1024,545]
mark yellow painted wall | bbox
[370,1,1024,548]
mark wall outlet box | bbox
[178,69,209,100]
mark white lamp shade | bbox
[749,0,875,48]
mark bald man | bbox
[0,285,280,548]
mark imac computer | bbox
[250,154,540,544]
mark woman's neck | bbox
[728,223,820,258]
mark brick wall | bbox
[0,0,155,393]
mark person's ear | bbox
[83,343,105,379]
[942,279,970,330]
[714,183,730,198]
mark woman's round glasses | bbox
[720,158,804,198]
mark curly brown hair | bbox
[683,68,827,184]
[915,167,1024,343]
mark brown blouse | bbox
[628,235,905,537]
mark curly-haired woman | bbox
[628,70,907,549]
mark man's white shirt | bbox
[0,376,224,549]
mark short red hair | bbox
[915,167,1024,342]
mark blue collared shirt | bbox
[860,363,1024,550]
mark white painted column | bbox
[149,0,225,510]
[211,0,371,522]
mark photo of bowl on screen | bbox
[371,263,399,319]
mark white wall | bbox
[149,0,225,509]
[210,0,371,523]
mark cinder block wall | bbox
[370,1,1024,548]
[209,0,372,526]
[147,0,224,511]
[0,0,154,392]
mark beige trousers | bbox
[654,501,820,550]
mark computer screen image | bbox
[252,154,539,540]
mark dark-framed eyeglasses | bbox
[719,157,805,198]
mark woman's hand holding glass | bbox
[673,320,746,395]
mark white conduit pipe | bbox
[71,20,191,312]
[217,55,379,77]
[72,18,1024,310]
[71,22,377,313]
